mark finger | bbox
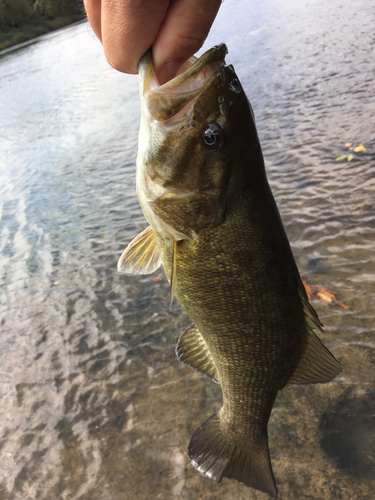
[153,0,222,84]
[84,0,102,41]
[101,0,169,74]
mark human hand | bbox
[84,0,221,84]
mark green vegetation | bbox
[0,0,85,51]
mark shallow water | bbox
[0,1,374,499]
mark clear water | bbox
[0,1,374,498]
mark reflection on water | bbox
[0,1,374,499]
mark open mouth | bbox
[141,44,228,122]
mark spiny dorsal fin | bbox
[188,412,278,499]
[117,226,161,275]
[295,269,323,331]
[287,328,341,386]
[176,325,219,383]
[287,269,342,386]
[170,240,178,307]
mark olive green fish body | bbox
[118,44,341,498]
[163,190,306,387]
[155,186,305,496]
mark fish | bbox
[118,44,342,498]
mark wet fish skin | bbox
[118,44,341,498]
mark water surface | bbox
[0,1,374,499]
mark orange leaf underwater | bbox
[151,275,163,282]
[301,276,349,309]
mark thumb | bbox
[153,0,221,84]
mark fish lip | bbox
[140,43,228,96]
[139,44,228,122]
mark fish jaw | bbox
[139,44,228,119]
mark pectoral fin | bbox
[176,324,219,383]
[117,226,161,275]
[287,328,342,386]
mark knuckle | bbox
[174,33,206,59]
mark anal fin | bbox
[117,226,161,275]
[176,325,219,383]
[287,328,342,386]
[189,412,278,499]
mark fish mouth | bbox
[140,44,228,122]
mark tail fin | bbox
[188,413,277,499]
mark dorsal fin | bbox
[286,270,342,386]
[287,328,341,385]
[117,226,161,275]
[295,269,323,331]
[176,325,219,383]
[170,240,178,307]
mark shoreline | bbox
[0,15,87,54]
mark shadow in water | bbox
[319,389,375,480]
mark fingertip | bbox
[152,0,221,83]
[103,45,139,74]
[83,0,102,41]
[156,60,181,85]
[100,0,169,74]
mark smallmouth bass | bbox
[118,44,341,498]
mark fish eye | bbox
[229,78,241,93]
[202,123,224,151]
